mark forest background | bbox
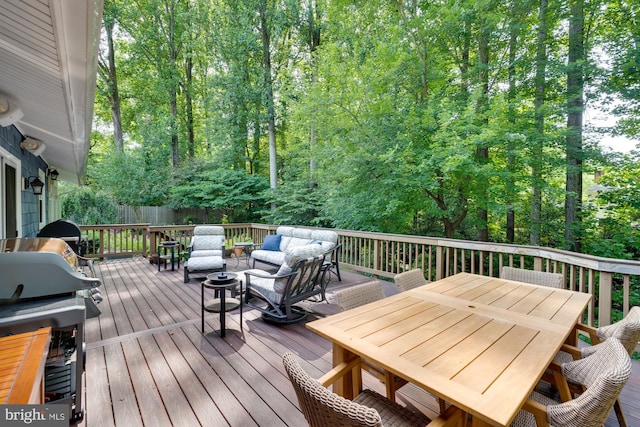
[69,0,640,262]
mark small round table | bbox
[232,242,254,266]
[201,272,242,337]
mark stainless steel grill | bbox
[0,237,102,422]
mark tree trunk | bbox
[506,1,520,244]
[99,16,124,153]
[185,53,194,159]
[259,2,278,189]
[565,0,585,252]
[531,0,548,246]
[307,1,321,187]
[476,19,490,242]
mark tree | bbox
[61,188,119,225]
[97,0,124,153]
[531,0,549,246]
[170,162,269,223]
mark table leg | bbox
[332,344,361,400]
[219,288,226,337]
[239,280,243,334]
[471,416,494,427]
[201,281,205,332]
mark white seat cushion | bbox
[190,249,223,258]
[186,256,225,272]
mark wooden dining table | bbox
[306,272,592,427]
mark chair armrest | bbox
[318,358,362,387]
[573,323,600,345]
[559,343,582,360]
[244,269,298,281]
[521,398,550,427]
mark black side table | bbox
[201,272,243,337]
[158,241,180,271]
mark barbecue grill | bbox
[37,219,88,257]
[0,237,103,422]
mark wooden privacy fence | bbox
[78,223,640,331]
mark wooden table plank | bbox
[0,327,51,404]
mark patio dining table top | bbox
[306,272,592,427]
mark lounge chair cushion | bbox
[185,256,225,271]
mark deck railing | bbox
[79,223,640,330]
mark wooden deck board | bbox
[76,256,639,427]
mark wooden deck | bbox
[79,256,639,427]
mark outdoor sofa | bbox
[250,226,338,269]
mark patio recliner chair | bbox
[184,225,226,283]
[244,244,326,323]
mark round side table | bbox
[201,272,242,337]
[232,242,254,266]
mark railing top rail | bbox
[330,228,640,275]
[80,223,151,229]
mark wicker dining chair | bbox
[282,352,466,427]
[500,266,564,289]
[335,281,386,312]
[551,306,640,427]
[512,338,631,427]
[394,269,429,292]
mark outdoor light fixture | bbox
[24,176,45,195]
[0,96,23,127]
[48,169,59,180]
[20,137,46,156]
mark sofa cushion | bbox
[276,226,295,251]
[261,234,282,251]
[284,244,326,266]
[250,249,286,266]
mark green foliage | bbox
[88,149,169,206]
[88,0,640,263]
[260,180,331,227]
[61,188,119,225]
[170,160,269,223]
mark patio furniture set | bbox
[175,225,340,334]
[161,226,638,426]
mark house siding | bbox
[0,125,49,237]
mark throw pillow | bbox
[261,234,282,251]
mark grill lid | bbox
[0,238,101,301]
